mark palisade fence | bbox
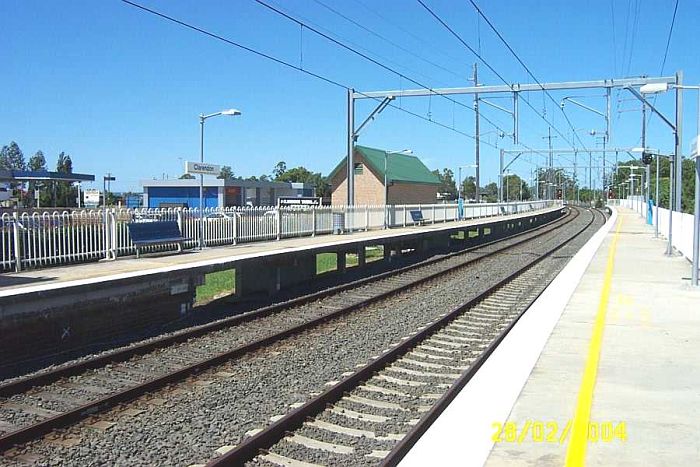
[608,196,696,263]
[0,200,557,272]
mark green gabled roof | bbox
[328,145,440,185]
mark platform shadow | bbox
[0,274,53,288]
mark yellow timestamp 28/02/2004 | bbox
[492,420,627,444]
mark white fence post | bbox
[312,206,316,237]
[276,206,282,241]
[432,204,436,224]
[12,211,21,272]
[403,205,407,227]
[365,205,369,231]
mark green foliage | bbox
[0,141,26,170]
[179,173,195,179]
[28,150,47,171]
[273,161,287,179]
[195,270,235,304]
[54,152,75,207]
[433,168,457,200]
[482,182,498,203]
[503,173,532,201]
[273,162,330,198]
[461,175,477,200]
[217,165,235,180]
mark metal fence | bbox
[0,200,557,272]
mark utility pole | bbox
[642,103,650,208]
[473,63,480,201]
[542,128,556,199]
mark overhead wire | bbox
[119,0,494,147]
[464,0,592,152]
[252,0,514,146]
[310,0,467,82]
[417,0,584,156]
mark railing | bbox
[0,200,558,272]
[609,197,696,262]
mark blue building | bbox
[141,179,314,209]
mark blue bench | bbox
[128,221,189,258]
[409,210,426,225]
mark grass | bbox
[316,246,385,275]
[196,246,388,303]
[195,269,235,304]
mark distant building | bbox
[141,179,314,208]
[328,145,440,205]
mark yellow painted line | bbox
[565,215,624,467]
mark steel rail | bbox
[0,208,567,397]
[0,208,573,453]
[208,208,602,466]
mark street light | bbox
[458,164,479,203]
[198,108,241,249]
[384,149,412,229]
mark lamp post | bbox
[458,164,479,203]
[503,170,512,202]
[637,82,700,285]
[198,108,241,249]
[384,149,412,229]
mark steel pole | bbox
[693,153,700,285]
[666,158,674,256]
[199,115,205,250]
[347,88,355,207]
[384,153,388,229]
[694,88,700,286]
[674,71,683,212]
[655,154,660,237]
[498,149,504,202]
[473,63,480,201]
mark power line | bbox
[352,0,471,77]
[120,0,347,90]
[659,0,679,74]
[253,0,515,143]
[465,0,591,152]
[417,0,582,152]
[267,0,453,88]
[610,0,617,76]
[120,0,494,147]
[310,0,467,82]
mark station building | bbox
[328,145,441,205]
[141,179,314,208]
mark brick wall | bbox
[331,152,438,205]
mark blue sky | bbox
[2,0,696,193]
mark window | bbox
[353,163,363,175]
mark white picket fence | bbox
[609,196,696,263]
[0,200,557,272]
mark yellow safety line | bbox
[564,215,624,467]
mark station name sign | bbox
[185,161,221,176]
[278,196,322,207]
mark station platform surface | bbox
[400,207,700,466]
[0,207,560,298]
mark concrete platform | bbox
[0,207,561,298]
[0,207,564,373]
[400,207,700,466]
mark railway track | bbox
[210,208,605,467]
[0,207,594,463]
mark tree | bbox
[433,168,457,200]
[274,164,329,198]
[55,152,75,207]
[0,141,25,170]
[26,150,48,207]
[482,182,498,203]
[217,165,235,180]
[273,161,287,179]
[461,176,477,201]
[179,173,195,179]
